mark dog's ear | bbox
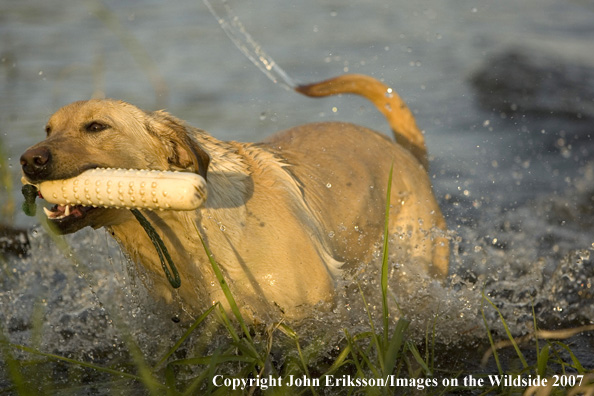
[148,111,210,180]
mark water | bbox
[1,0,594,389]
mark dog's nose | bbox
[20,146,52,179]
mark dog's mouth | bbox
[21,167,105,234]
[30,180,107,235]
[43,203,94,221]
[41,200,100,234]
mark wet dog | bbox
[20,74,448,322]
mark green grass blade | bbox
[531,300,540,363]
[381,164,394,346]
[343,328,379,379]
[8,342,146,383]
[216,304,241,343]
[383,318,409,376]
[321,344,352,377]
[276,322,298,340]
[277,323,318,395]
[154,303,218,369]
[482,290,528,369]
[480,299,502,374]
[233,339,263,364]
[164,364,178,395]
[405,340,431,375]
[295,342,318,396]
[36,219,168,393]
[181,367,211,396]
[553,341,586,373]
[121,333,165,395]
[0,137,15,222]
[428,312,438,374]
[193,222,252,344]
[356,283,385,374]
[215,306,262,367]
[182,347,226,396]
[0,327,31,395]
[169,354,256,366]
[536,344,550,377]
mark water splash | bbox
[2,164,594,384]
[203,0,298,90]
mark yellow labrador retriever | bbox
[20,74,448,323]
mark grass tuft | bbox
[2,163,592,395]
[0,136,15,224]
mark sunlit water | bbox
[1,0,594,389]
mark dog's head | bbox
[20,99,210,234]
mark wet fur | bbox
[21,74,448,323]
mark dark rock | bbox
[0,224,30,257]
[470,48,594,120]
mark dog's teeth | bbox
[43,207,52,218]
[65,205,71,216]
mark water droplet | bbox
[326,183,332,188]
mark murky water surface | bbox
[1,0,594,391]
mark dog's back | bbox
[296,74,429,168]
[265,120,448,279]
[263,74,448,278]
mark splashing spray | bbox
[203,0,299,90]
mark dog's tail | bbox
[295,74,428,168]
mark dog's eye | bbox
[45,125,51,136]
[85,121,109,133]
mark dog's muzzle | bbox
[20,146,52,182]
